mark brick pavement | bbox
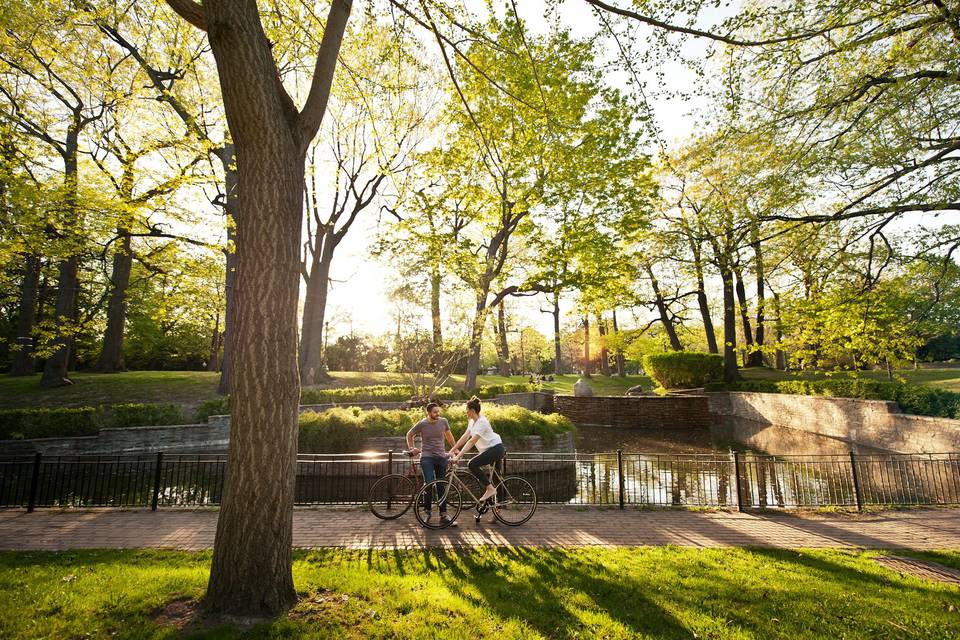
[0,506,958,551]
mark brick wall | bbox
[554,395,711,429]
[708,391,960,454]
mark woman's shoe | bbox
[479,487,497,502]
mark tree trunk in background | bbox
[597,314,610,376]
[611,308,626,377]
[721,263,740,382]
[690,239,718,354]
[207,313,221,372]
[298,227,334,386]
[10,254,41,376]
[646,264,683,351]
[772,290,786,370]
[190,0,352,616]
[746,222,766,367]
[96,231,133,372]
[430,268,442,352]
[734,266,755,367]
[552,292,562,375]
[464,289,490,391]
[496,302,510,376]
[40,127,81,388]
[217,142,238,395]
[582,316,592,377]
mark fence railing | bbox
[1,451,957,511]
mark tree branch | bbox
[297,0,353,150]
[164,0,207,31]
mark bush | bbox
[0,408,99,440]
[300,385,454,405]
[708,379,960,419]
[643,352,724,390]
[195,396,230,422]
[297,404,574,453]
[105,403,184,428]
[471,383,540,399]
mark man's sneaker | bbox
[439,514,458,527]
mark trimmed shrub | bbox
[297,404,574,453]
[300,384,454,405]
[708,379,960,419]
[471,383,540,399]
[105,403,184,428]
[644,352,724,390]
[195,396,230,422]
[0,408,99,440]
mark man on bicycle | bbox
[406,401,458,527]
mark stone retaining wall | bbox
[554,394,711,429]
[708,391,960,454]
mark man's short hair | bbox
[425,401,440,413]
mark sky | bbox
[318,0,731,342]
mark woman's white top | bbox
[466,415,502,452]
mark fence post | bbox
[617,449,625,510]
[26,452,41,513]
[151,452,164,511]
[388,449,394,475]
[733,451,745,512]
[849,451,863,512]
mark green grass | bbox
[0,547,958,639]
[2,368,959,413]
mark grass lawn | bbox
[0,547,958,639]
[2,367,959,412]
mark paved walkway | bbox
[0,507,958,551]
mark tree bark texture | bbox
[597,314,610,376]
[96,231,133,372]
[734,265,755,367]
[690,238,718,354]
[298,227,334,386]
[747,222,766,367]
[10,254,41,376]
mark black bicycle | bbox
[367,450,420,520]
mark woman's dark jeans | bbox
[420,454,448,514]
[469,443,506,487]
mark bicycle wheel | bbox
[368,474,416,520]
[493,476,537,526]
[414,479,462,529]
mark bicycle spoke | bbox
[494,476,537,526]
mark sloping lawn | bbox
[0,547,957,639]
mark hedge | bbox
[704,379,960,419]
[298,404,574,454]
[643,352,724,390]
[0,403,187,440]
[197,383,542,422]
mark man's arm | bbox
[405,425,420,454]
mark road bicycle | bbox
[367,450,420,520]
[413,457,537,529]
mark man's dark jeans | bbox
[420,454,448,514]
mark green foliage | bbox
[470,383,539,399]
[300,385,455,405]
[297,405,573,454]
[644,352,724,389]
[0,407,98,440]
[194,396,229,422]
[708,379,960,419]
[104,403,184,429]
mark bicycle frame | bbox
[445,460,504,506]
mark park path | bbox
[0,507,958,551]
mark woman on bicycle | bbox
[450,396,505,505]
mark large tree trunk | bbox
[720,262,740,382]
[10,254,41,376]
[746,221,766,367]
[198,0,352,616]
[207,312,221,372]
[96,231,133,372]
[298,228,334,386]
[690,239,718,354]
[611,308,626,377]
[40,128,80,388]
[463,288,490,391]
[217,142,238,396]
[552,292,562,375]
[597,314,611,376]
[495,301,510,376]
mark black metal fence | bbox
[1,450,958,511]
